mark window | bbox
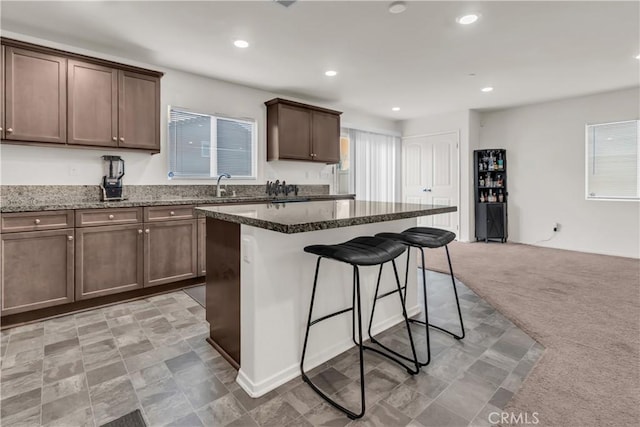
[586,120,639,200]
[168,107,256,179]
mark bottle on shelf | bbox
[480,192,485,203]
[486,174,492,187]
[498,189,504,202]
[479,176,485,186]
[488,152,494,170]
[497,151,504,170]
[497,174,503,187]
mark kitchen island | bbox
[196,199,456,397]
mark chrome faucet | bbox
[216,173,231,197]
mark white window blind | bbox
[586,120,639,200]
[168,107,256,179]
[346,128,401,202]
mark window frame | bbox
[585,119,640,202]
[167,105,258,180]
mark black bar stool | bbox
[375,227,465,367]
[300,236,420,420]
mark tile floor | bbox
[0,271,543,427]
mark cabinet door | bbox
[1,45,4,140]
[75,224,144,300]
[197,218,206,277]
[276,103,312,160]
[1,229,74,315]
[118,70,160,151]
[5,47,66,143]
[487,203,506,239]
[311,110,340,163]
[68,60,118,147]
[145,219,197,287]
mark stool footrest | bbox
[408,319,464,340]
[310,306,354,327]
[362,340,420,374]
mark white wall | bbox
[401,110,476,242]
[0,31,399,189]
[479,87,640,258]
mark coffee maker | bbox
[100,155,125,201]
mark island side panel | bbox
[206,217,241,369]
[237,218,419,397]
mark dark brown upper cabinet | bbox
[265,98,341,163]
[1,38,162,153]
[5,46,67,144]
[1,45,4,140]
[68,60,118,147]
[118,71,160,150]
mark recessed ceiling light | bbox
[392,107,400,111]
[388,1,407,14]
[457,14,480,25]
[636,54,640,60]
[233,40,249,48]
[325,70,338,77]
[481,87,494,92]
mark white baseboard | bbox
[236,304,421,397]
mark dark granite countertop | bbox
[0,194,355,213]
[196,200,457,233]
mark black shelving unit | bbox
[474,149,508,243]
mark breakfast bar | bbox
[195,199,456,397]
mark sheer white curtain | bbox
[348,128,401,202]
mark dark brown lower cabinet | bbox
[198,218,206,277]
[75,224,144,300]
[145,219,198,287]
[1,228,74,315]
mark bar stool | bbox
[374,227,465,367]
[300,236,420,419]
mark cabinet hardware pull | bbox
[68,235,74,241]
[138,229,143,234]
[0,127,3,131]
[170,211,175,216]
[108,214,115,219]
[7,128,13,133]
[34,219,41,224]
[145,229,150,234]
[112,137,117,141]
[119,137,125,142]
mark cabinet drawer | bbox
[144,205,195,222]
[76,207,142,227]
[1,210,74,233]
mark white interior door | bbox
[402,131,459,232]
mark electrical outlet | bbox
[553,222,559,232]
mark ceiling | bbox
[1,1,638,121]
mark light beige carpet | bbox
[425,241,639,427]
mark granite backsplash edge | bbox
[0,184,331,205]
